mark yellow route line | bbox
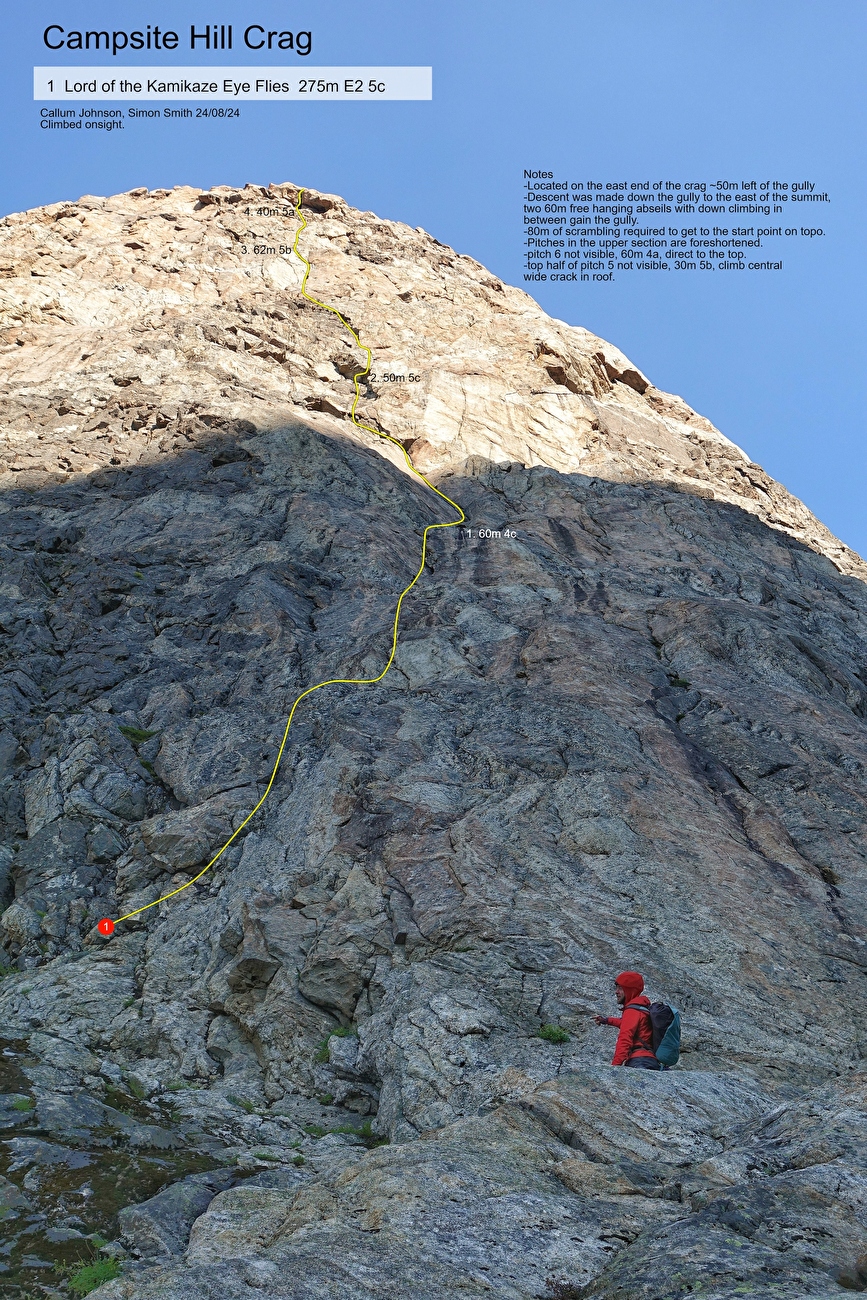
[112,189,465,926]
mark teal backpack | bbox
[626,1002,681,1068]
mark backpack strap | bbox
[622,1002,654,1054]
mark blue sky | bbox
[6,1,865,554]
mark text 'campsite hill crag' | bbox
[0,183,865,1298]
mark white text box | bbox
[34,66,432,100]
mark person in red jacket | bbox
[593,970,661,1070]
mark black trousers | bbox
[625,1055,661,1070]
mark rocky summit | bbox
[0,182,864,1298]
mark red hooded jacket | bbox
[604,971,655,1066]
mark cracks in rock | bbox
[645,687,845,914]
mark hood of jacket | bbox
[615,970,645,1004]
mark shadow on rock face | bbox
[0,417,866,1298]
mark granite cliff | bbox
[0,182,864,1298]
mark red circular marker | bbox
[97,918,115,936]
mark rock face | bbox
[0,182,864,1297]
